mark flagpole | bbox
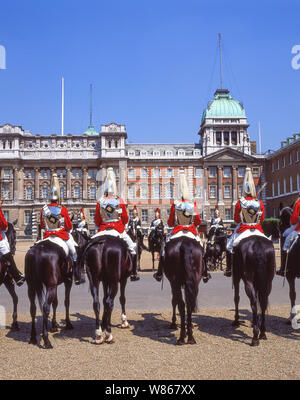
[61,77,64,136]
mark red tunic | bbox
[0,208,8,240]
[234,197,265,234]
[94,197,128,234]
[168,201,201,236]
[40,203,72,240]
[290,199,300,231]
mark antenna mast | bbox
[90,83,93,126]
[218,33,223,89]
[61,77,64,136]
[258,120,262,154]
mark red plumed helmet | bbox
[133,205,138,215]
[155,208,160,218]
[80,208,86,220]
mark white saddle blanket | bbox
[233,229,271,248]
[168,230,202,246]
[38,236,69,257]
[92,230,121,240]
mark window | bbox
[24,210,32,224]
[216,132,221,145]
[57,169,66,179]
[210,209,215,219]
[225,209,232,220]
[238,185,243,198]
[272,163,274,173]
[141,151,147,157]
[297,174,300,191]
[25,169,35,179]
[4,169,11,179]
[128,184,136,199]
[282,156,286,168]
[209,167,216,178]
[224,185,231,199]
[277,159,280,170]
[194,149,201,156]
[128,168,135,179]
[60,187,65,200]
[224,132,229,145]
[231,132,237,145]
[209,185,216,198]
[165,150,173,157]
[195,185,202,198]
[90,187,96,200]
[278,181,280,196]
[223,167,231,178]
[296,150,299,162]
[89,210,96,223]
[165,183,174,199]
[238,167,245,178]
[42,187,48,199]
[40,169,50,179]
[142,209,148,223]
[166,168,174,178]
[129,210,134,220]
[140,184,148,199]
[290,176,293,192]
[3,210,9,221]
[252,167,259,178]
[72,169,82,179]
[128,151,135,157]
[140,168,148,178]
[153,168,160,178]
[152,183,161,199]
[153,150,160,157]
[178,150,185,157]
[88,169,97,179]
[272,183,275,197]
[26,187,33,200]
[283,179,286,194]
[194,168,202,178]
[289,152,293,165]
[73,187,80,199]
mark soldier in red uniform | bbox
[0,205,25,286]
[40,173,85,285]
[153,169,211,282]
[93,168,140,281]
[224,167,265,277]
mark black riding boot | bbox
[3,252,25,286]
[202,258,212,283]
[276,251,287,277]
[130,253,140,281]
[224,251,232,277]
[153,255,164,282]
[73,260,86,285]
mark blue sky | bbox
[0,0,299,152]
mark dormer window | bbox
[178,150,185,157]
[165,150,173,157]
[128,151,135,157]
[141,151,147,157]
[153,150,160,157]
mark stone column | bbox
[217,166,224,206]
[18,168,24,200]
[232,166,237,205]
[66,167,72,199]
[13,168,18,200]
[82,167,88,200]
[34,168,40,201]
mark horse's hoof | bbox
[250,339,259,347]
[94,337,104,345]
[105,338,115,344]
[169,323,177,330]
[65,322,74,330]
[50,327,59,333]
[187,337,196,345]
[29,337,37,345]
[44,342,53,349]
[121,323,130,329]
[232,320,240,327]
[286,319,292,325]
[259,333,267,340]
[176,338,185,346]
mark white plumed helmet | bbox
[179,169,191,201]
[242,167,256,197]
[104,168,117,196]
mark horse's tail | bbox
[181,241,198,313]
[25,248,46,313]
[253,240,271,313]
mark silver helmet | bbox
[242,167,256,197]
[49,173,61,203]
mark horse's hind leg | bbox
[91,283,103,344]
[232,277,241,327]
[102,282,118,343]
[119,278,129,329]
[50,288,59,332]
[245,282,260,347]
[64,278,73,329]
[28,285,37,345]
[173,283,185,345]
[4,275,19,331]
[42,287,56,349]
[169,296,177,330]
[287,275,296,324]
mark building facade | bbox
[0,89,265,239]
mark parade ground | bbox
[0,242,300,380]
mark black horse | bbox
[279,206,300,322]
[25,229,88,348]
[164,236,205,345]
[205,227,226,271]
[127,220,147,271]
[0,220,19,330]
[83,235,132,344]
[232,235,276,346]
[148,227,165,271]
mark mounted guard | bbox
[39,173,85,285]
[207,206,224,243]
[76,208,89,239]
[94,168,140,281]
[224,167,266,277]
[150,208,164,233]
[0,204,25,286]
[153,169,211,283]
[277,196,300,276]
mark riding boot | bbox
[224,251,232,277]
[130,253,140,281]
[73,260,86,285]
[276,251,287,277]
[202,257,212,283]
[2,252,25,286]
[153,254,164,282]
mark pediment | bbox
[203,148,258,163]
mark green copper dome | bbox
[83,125,99,136]
[201,89,245,124]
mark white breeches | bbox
[0,233,10,256]
[283,231,299,252]
[66,235,78,261]
[226,226,239,253]
[92,230,137,255]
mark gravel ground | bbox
[1,305,300,380]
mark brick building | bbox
[0,88,264,239]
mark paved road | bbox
[1,271,299,313]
